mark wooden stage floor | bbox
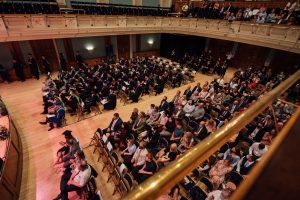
[0,68,235,200]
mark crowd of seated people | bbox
[52,130,98,200]
[178,51,230,77]
[39,55,193,130]
[93,65,296,199]
[0,0,59,14]
[1,0,299,26]
[186,1,300,25]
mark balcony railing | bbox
[0,15,299,53]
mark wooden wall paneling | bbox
[29,39,59,73]
[5,41,29,81]
[6,42,25,64]
[232,43,269,70]
[270,50,300,74]
[117,35,130,59]
[208,38,234,60]
[133,50,160,58]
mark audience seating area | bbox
[39,55,197,129]
[70,1,170,16]
[0,0,59,14]
[186,1,300,25]
[88,65,298,199]
[0,0,299,26]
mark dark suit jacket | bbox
[195,126,209,140]
[239,156,256,175]
[219,110,231,120]
[108,117,123,132]
[159,100,169,112]
[104,94,116,110]
[192,85,202,94]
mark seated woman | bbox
[209,157,234,189]
[156,143,178,167]
[178,132,194,153]
[132,153,157,183]
[146,106,160,125]
[121,139,137,167]
[206,119,217,133]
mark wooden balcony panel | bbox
[255,24,269,37]
[93,16,107,27]
[46,16,67,28]
[269,26,289,39]
[4,16,29,29]
[285,27,300,42]
[77,17,92,28]
[239,23,254,34]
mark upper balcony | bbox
[0,14,299,54]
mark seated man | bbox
[103,89,117,110]
[39,100,65,131]
[236,154,258,175]
[170,123,184,144]
[128,141,148,171]
[132,112,147,136]
[102,113,123,135]
[53,160,91,200]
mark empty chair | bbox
[226,171,244,186]
[189,185,207,200]
[200,176,214,192]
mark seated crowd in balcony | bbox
[93,65,297,199]
[186,1,299,25]
[0,0,299,25]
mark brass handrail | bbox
[123,69,300,200]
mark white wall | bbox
[71,36,106,59]
[140,33,161,52]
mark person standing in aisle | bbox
[13,58,25,81]
[28,53,39,80]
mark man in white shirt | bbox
[183,100,195,116]
[249,142,268,158]
[206,188,233,200]
[130,141,148,171]
[54,160,91,200]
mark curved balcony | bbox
[0,98,23,200]
[0,15,299,53]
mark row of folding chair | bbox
[90,129,135,197]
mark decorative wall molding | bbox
[0,15,299,53]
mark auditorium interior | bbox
[0,0,300,200]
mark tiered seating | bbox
[70,1,170,16]
[0,0,59,14]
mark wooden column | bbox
[136,34,141,52]
[5,41,31,80]
[62,38,75,63]
[29,39,59,72]
[6,41,25,64]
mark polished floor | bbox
[0,68,235,200]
